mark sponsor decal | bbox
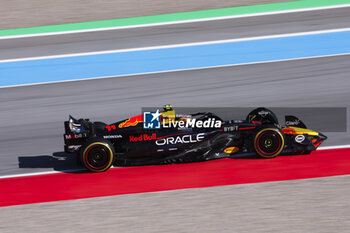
[176,114,192,118]
[143,110,161,129]
[286,119,300,126]
[295,134,305,143]
[65,133,86,139]
[224,147,239,154]
[68,145,82,150]
[224,126,238,132]
[155,133,205,146]
[119,114,143,128]
[103,135,123,139]
[130,133,157,142]
[258,110,269,117]
[162,118,221,129]
[143,109,222,129]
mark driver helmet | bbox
[163,104,173,111]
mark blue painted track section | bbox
[1,30,350,86]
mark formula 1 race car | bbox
[64,106,327,172]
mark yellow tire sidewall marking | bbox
[254,128,284,158]
[82,142,114,172]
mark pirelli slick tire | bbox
[80,138,115,172]
[253,128,284,158]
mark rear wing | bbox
[64,115,92,153]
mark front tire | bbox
[80,138,115,172]
[253,128,284,158]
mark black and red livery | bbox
[64,107,326,172]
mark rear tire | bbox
[80,138,115,172]
[253,128,284,158]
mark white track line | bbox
[0,170,71,179]
[0,28,349,89]
[1,4,350,40]
[318,145,350,150]
[1,27,350,63]
[0,166,120,179]
[1,52,350,89]
[0,144,349,179]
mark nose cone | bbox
[319,133,328,141]
[313,133,327,149]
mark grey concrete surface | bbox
[1,7,350,60]
[0,0,292,30]
[1,175,349,233]
[0,55,349,176]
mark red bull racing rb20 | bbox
[64,106,327,172]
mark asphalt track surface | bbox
[1,7,350,233]
[0,55,349,176]
[1,7,350,59]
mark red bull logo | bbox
[129,133,157,142]
[119,114,143,128]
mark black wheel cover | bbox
[257,131,281,154]
[254,128,284,158]
[86,146,110,169]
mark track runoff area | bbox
[1,3,350,207]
